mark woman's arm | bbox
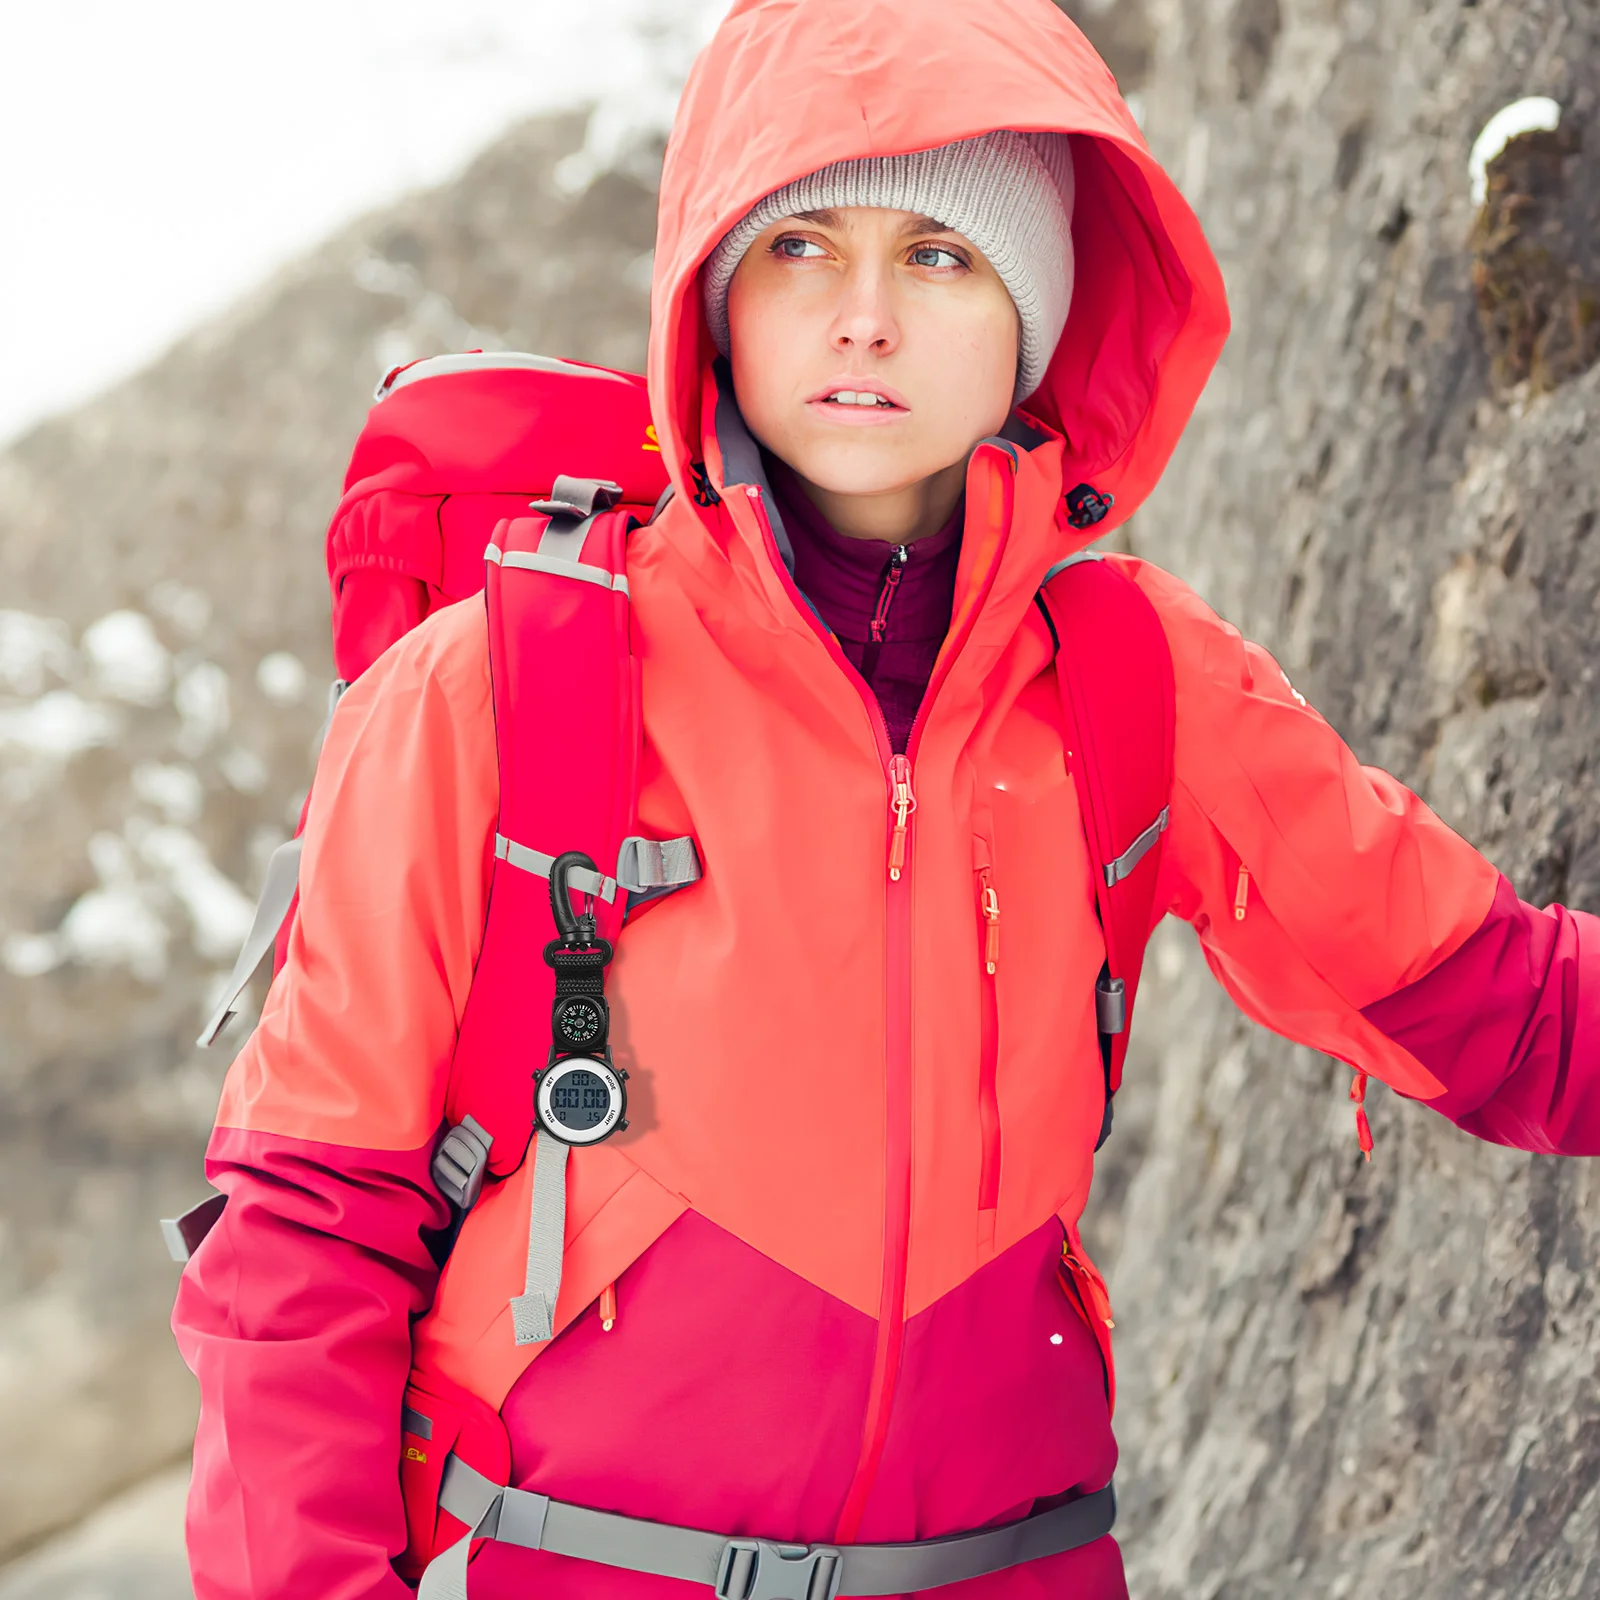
[1131,559,1600,1155]
[172,598,497,1599]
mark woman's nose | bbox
[829,266,901,357]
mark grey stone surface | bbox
[1070,0,1600,1594]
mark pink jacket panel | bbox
[173,1127,449,1600]
[1364,874,1600,1153]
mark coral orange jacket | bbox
[173,2,1600,1597]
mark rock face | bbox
[1073,0,1600,1594]
[4,0,1598,1590]
[0,113,656,1558]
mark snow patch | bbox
[137,825,255,959]
[174,660,231,751]
[220,746,269,794]
[0,611,73,695]
[1470,97,1562,206]
[81,609,172,705]
[1,931,64,978]
[58,885,171,981]
[256,650,308,706]
[148,578,214,637]
[0,691,116,759]
[132,761,204,824]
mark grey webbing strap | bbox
[508,1129,568,1345]
[1102,806,1170,887]
[495,833,702,904]
[495,834,619,904]
[195,836,303,1046]
[616,834,703,895]
[429,1453,1115,1597]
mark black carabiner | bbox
[548,850,600,946]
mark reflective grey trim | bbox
[616,835,702,896]
[160,1192,227,1264]
[1040,550,1105,587]
[494,834,618,904]
[431,1454,1115,1596]
[431,1114,493,1212]
[401,1405,434,1441]
[374,350,602,402]
[711,359,793,572]
[483,543,629,596]
[509,1129,568,1345]
[1103,806,1171,887]
[196,836,303,1046]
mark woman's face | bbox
[726,206,1020,503]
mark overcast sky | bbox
[0,0,723,445]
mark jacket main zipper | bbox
[741,451,1015,1543]
[975,847,1001,1236]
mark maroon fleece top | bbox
[772,464,962,753]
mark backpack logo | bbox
[644,424,662,453]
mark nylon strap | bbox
[508,1129,568,1345]
[1102,806,1171,887]
[495,832,702,904]
[195,836,302,1046]
[422,1455,1115,1597]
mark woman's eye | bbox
[773,237,828,260]
[910,245,965,269]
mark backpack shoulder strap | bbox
[1036,552,1175,1140]
[438,484,698,1202]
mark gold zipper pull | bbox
[1234,864,1250,922]
[887,754,917,880]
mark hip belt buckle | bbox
[716,1537,843,1600]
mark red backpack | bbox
[165,351,1173,1263]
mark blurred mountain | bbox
[0,108,656,1558]
[4,0,1599,1592]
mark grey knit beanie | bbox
[702,130,1076,402]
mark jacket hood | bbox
[647,0,1230,534]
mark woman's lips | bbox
[806,397,908,424]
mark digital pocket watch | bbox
[536,850,629,1147]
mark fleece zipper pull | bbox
[888,754,917,880]
[869,545,909,644]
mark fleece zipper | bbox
[742,446,1016,1541]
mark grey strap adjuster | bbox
[617,834,703,895]
[530,475,624,523]
[432,1114,493,1211]
[717,1539,841,1600]
[1102,806,1170,887]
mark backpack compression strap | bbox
[438,481,699,1206]
[1036,552,1175,1141]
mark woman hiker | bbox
[173,0,1600,1595]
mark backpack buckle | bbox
[716,1539,842,1600]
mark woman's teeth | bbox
[826,391,894,407]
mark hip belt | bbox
[419,1452,1116,1600]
